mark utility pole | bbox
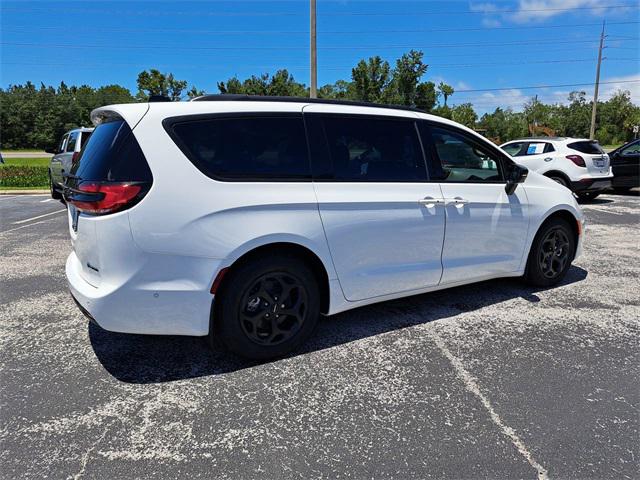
[589,21,606,140]
[310,0,317,98]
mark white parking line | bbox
[430,331,549,480]
[0,218,59,235]
[40,198,55,203]
[12,209,66,225]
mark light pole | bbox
[310,0,317,98]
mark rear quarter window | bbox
[71,120,152,182]
[567,141,604,155]
[165,115,310,181]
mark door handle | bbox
[544,157,553,162]
[445,197,469,206]
[418,196,444,207]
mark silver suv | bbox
[47,127,94,199]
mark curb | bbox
[0,190,49,195]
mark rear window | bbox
[80,131,92,149]
[70,120,152,182]
[567,141,604,155]
[167,116,310,181]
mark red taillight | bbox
[68,182,142,215]
[566,155,586,167]
[71,151,80,165]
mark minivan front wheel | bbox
[214,254,320,360]
[525,217,576,287]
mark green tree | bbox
[351,56,391,103]
[217,77,244,94]
[415,81,439,112]
[437,82,454,106]
[390,50,428,105]
[451,103,477,128]
[136,69,192,101]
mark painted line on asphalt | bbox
[40,198,55,203]
[0,217,61,235]
[12,209,66,225]
[429,331,550,480]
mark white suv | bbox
[501,137,612,201]
[65,96,584,359]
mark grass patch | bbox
[1,149,48,153]
[0,165,49,188]
[0,185,48,190]
[601,144,622,151]
[2,157,50,167]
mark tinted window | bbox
[503,142,523,156]
[80,131,92,149]
[567,141,604,154]
[66,132,79,152]
[71,120,152,182]
[322,116,426,182]
[620,141,640,155]
[431,127,504,182]
[169,116,310,180]
[58,134,68,153]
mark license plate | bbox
[594,157,605,167]
[69,204,80,232]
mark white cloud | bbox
[453,74,639,115]
[469,0,633,26]
[599,73,640,101]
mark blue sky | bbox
[1,0,638,113]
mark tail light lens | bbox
[71,151,80,165]
[66,182,146,215]
[566,155,586,167]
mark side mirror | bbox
[505,163,528,195]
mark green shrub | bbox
[0,165,49,188]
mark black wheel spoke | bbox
[539,227,571,279]
[239,271,308,346]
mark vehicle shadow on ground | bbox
[89,266,588,384]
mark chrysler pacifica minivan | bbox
[64,96,584,359]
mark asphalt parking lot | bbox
[1,192,638,479]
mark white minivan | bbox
[64,96,584,359]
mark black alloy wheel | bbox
[239,272,308,346]
[213,253,320,360]
[538,227,571,279]
[525,217,576,287]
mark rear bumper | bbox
[66,251,218,336]
[571,178,612,193]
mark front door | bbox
[425,124,530,285]
[304,108,446,301]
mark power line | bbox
[7,58,636,71]
[2,4,637,16]
[1,37,622,52]
[3,21,639,36]
[454,80,640,94]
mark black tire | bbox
[547,175,569,188]
[525,217,576,287]
[576,191,600,202]
[49,172,62,200]
[212,254,320,360]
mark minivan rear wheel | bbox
[525,217,576,287]
[213,254,320,360]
